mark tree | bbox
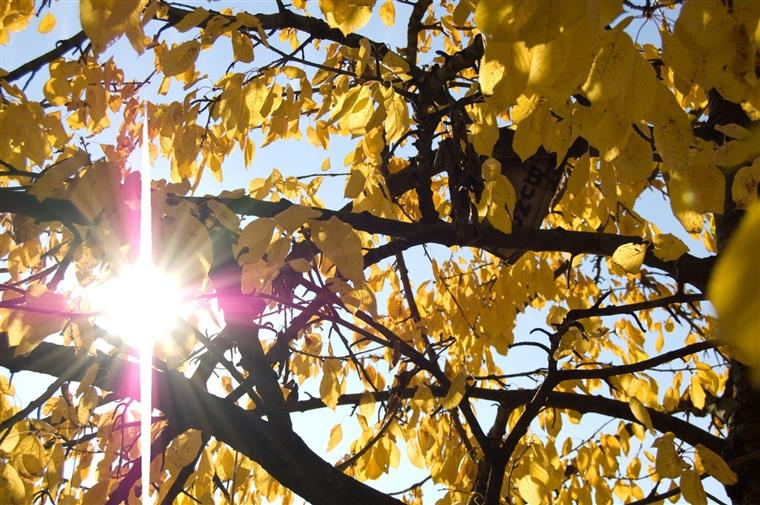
[1,0,759,504]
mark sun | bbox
[90,261,185,348]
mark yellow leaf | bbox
[339,86,377,136]
[695,444,737,485]
[518,475,544,505]
[690,375,706,409]
[708,201,760,384]
[69,161,121,222]
[652,86,692,173]
[76,363,100,397]
[612,243,647,274]
[160,40,201,77]
[441,372,466,410]
[1,285,68,355]
[512,99,550,160]
[309,216,365,285]
[680,469,707,505]
[80,0,143,53]
[412,383,435,413]
[318,0,373,35]
[379,0,395,26]
[237,218,275,263]
[231,31,254,63]
[731,158,760,209]
[38,13,56,33]
[174,430,203,469]
[30,150,89,202]
[356,37,371,78]
[344,167,367,199]
[319,359,342,409]
[612,130,654,185]
[382,88,410,144]
[0,462,26,504]
[518,0,585,47]
[653,433,688,479]
[467,102,498,156]
[474,1,539,42]
[628,397,654,433]
[582,25,635,104]
[326,424,343,451]
[669,153,726,229]
[206,200,240,231]
[173,7,210,32]
[717,125,760,171]
[477,159,517,234]
[652,233,688,262]
[273,204,321,234]
[527,459,550,485]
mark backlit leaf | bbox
[309,216,365,285]
[80,0,143,53]
[379,0,395,26]
[441,372,466,410]
[0,462,26,504]
[695,444,737,485]
[612,243,647,274]
[708,201,760,384]
[38,13,55,33]
[629,396,654,433]
[159,40,201,77]
[237,218,275,263]
[327,424,342,451]
[652,233,688,262]
[680,469,707,505]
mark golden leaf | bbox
[680,469,707,505]
[708,201,760,384]
[612,243,647,274]
[237,218,275,263]
[159,40,201,77]
[80,0,144,53]
[518,475,544,505]
[653,433,688,479]
[581,24,635,104]
[379,0,395,26]
[273,204,321,234]
[30,150,89,202]
[38,13,55,33]
[326,424,343,452]
[652,233,688,262]
[344,167,367,199]
[309,216,365,285]
[173,430,203,469]
[695,444,737,485]
[318,0,373,35]
[441,372,466,410]
[173,7,210,32]
[731,158,760,209]
[1,284,68,356]
[0,462,26,505]
[628,396,654,433]
[231,31,254,63]
[319,359,342,409]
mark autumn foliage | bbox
[1,1,760,504]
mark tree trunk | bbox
[708,90,760,505]
[727,363,760,504]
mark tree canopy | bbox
[1,1,760,504]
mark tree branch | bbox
[0,335,403,505]
[4,336,721,455]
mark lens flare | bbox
[90,264,182,344]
